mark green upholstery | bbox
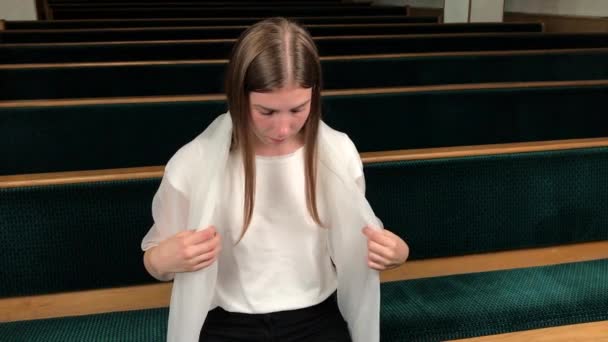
[365,147,608,259]
[2,50,607,100]
[2,147,607,297]
[3,33,608,63]
[2,84,607,175]
[51,6,406,20]
[380,259,608,341]
[1,259,606,341]
[0,179,159,297]
[4,16,439,30]
[0,23,543,44]
[0,308,168,342]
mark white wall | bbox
[470,0,504,22]
[443,0,468,22]
[0,0,37,20]
[505,0,608,17]
[373,0,608,17]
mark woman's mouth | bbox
[270,137,286,144]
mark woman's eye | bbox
[261,111,274,116]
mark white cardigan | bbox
[141,113,382,342]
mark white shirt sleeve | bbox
[341,133,366,195]
[341,133,383,228]
[141,175,189,251]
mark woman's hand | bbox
[145,226,221,280]
[362,226,409,271]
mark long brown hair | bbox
[225,17,323,238]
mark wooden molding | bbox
[0,166,165,189]
[0,94,226,108]
[381,240,608,282]
[10,15,429,24]
[0,59,229,69]
[34,0,48,20]
[46,0,53,20]
[448,320,608,341]
[49,2,369,7]
[2,79,607,108]
[2,47,607,69]
[2,137,608,188]
[1,240,606,322]
[409,6,608,32]
[7,31,605,48]
[0,20,5,31]
[0,283,172,323]
[408,6,443,19]
[1,22,544,34]
[505,12,608,33]
[361,137,608,164]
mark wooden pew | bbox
[53,0,345,1]
[50,5,409,20]
[2,32,608,64]
[2,48,607,100]
[0,23,544,44]
[2,16,440,30]
[49,1,373,8]
[1,80,607,175]
[1,139,607,341]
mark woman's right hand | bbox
[147,226,221,278]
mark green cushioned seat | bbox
[0,179,159,297]
[381,259,608,341]
[3,16,439,30]
[2,147,607,297]
[2,33,608,63]
[0,23,543,44]
[0,308,168,342]
[4,50,607,100]
[1,259,606,341]
[2,84,607,175]
[365,147,608,260]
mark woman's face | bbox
[249,84,312,155]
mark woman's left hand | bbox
[362,226,409,271]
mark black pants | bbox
[199,293,352,342]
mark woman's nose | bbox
[275,114,292,137]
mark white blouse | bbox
[214,146,336,313]
[141,114,381,342]
[143,140,365,314]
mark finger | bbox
[368,240,395,261]
[361,225,376,238]
[175,230,195,238]
[363,227,396,248]
[191,253,220,271]
[368,252,392,267]
[188,233,221,258]
[189,245,220,267]
[372,231,398,249]
[367,260,386,271]
[186,226,217,245]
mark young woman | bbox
[142,17,409,342]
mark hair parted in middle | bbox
[224,17,324,239]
